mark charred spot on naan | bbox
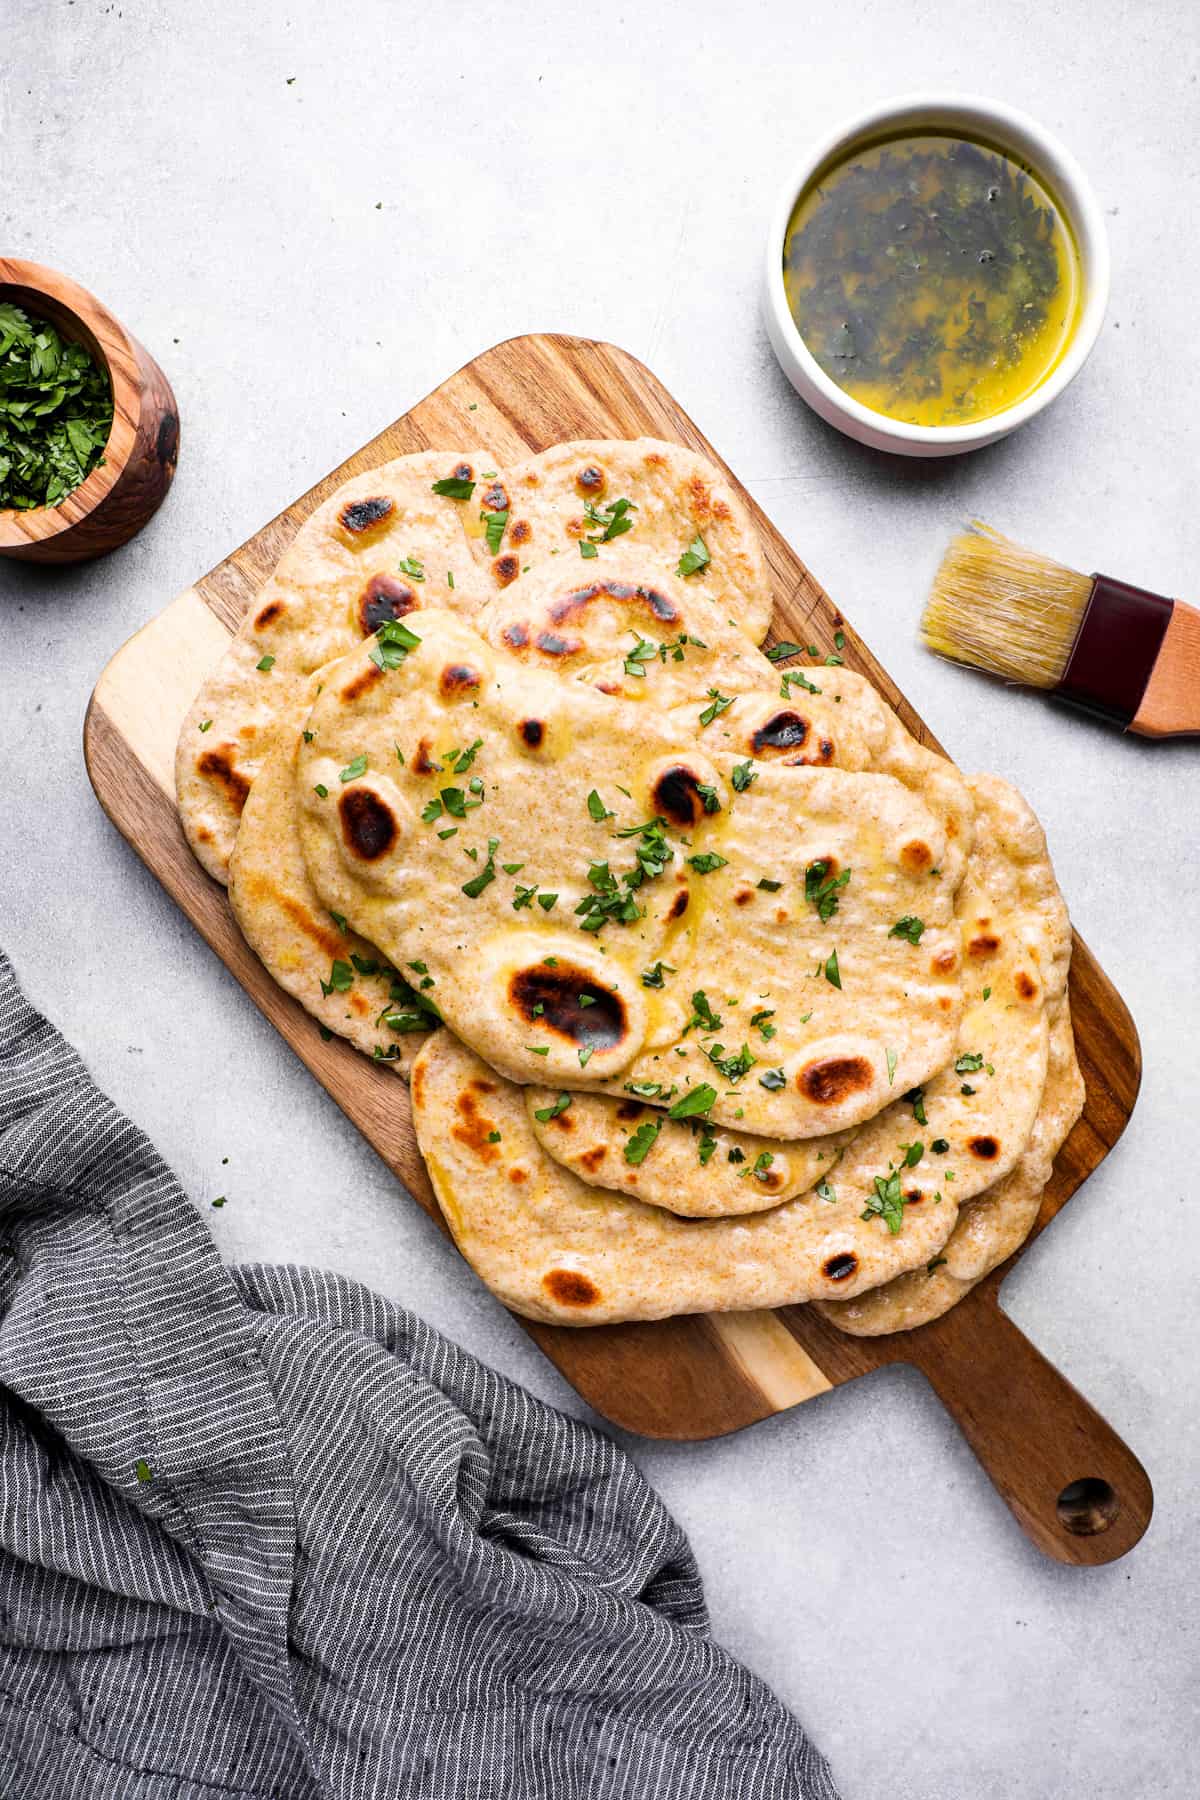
[358,574,418,636]
[481,480,509,514]
[798,1055,874,1106]
[546,578,679,628]
[509,518,532,547]
[822,1252,858,1282]
[492,553,521,587]
[575,463,606,497]
[338,495,394,537]
[969,1136,1000,1160]
[339,788,397,861]
[969,931,1001,958]
[197,746,251,814]
[452,1079,501,1160]
[254,598,285,630]
[339,662,384,703]
[510,965,627,1051]
[543,1268,601,1308]
[900,840,934,873]
[1014,971,1038,1001]
[439,663,483,698]
[652,763,712,828]
[750,710,808,754]
[518,718,545,749]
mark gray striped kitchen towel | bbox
[0,949,839,1800]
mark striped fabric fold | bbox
[0,949,839,1800]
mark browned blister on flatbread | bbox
[176,451,499,883]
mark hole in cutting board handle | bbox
[1056,1477,1120,1535]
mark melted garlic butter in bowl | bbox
[765,95,1109,457]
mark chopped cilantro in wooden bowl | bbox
[0,259,178,564]
[0,302,114,510]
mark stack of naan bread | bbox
[177,440,1082,1335]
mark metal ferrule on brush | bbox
[1057,577,1175,726]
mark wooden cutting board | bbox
[85,334,1150,1566]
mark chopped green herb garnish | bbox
[931,1138,950,1154]
[676,533,710,577]
[534,1092,572,1123]
[861,1165,908,1235]
[623,635,658,678]
[642,960,675,988]
[578,1045,594,1068]
[805,859,850,923]
[889,915,925,945]
[587,789,612,822]
[900,1140,924,1168]
[432,475,475,499]
[397,555,426,581]
[134,1458,153,1484]
[780,669,820,698]
[685,990,723,1033]
[668,1084,718,1119]
[536,892,558,911]
[339,754,368,782]
[706,1041,757,1082]
[198,719,213,732]
[584,495,637,542]
[320,958,355,996]
[731,760,757,793]
[816,1178,837,1204]
[687,851,728,875]
[758,1067,786,1091]
[886,1046,897,1085]
[955,1052,985,1074]
[257,654,275,672]
[824,949,842,990]
[625,1080,665,1099]
[750,1007,776,1040]
[313,783,329,798]
[903,1086,927,1125]
[527,1045,549,1056]
[579,540,598,559]
[765,641,804,663]
[369,617,421,670]
[698,688,734,727]
[462,837,498,898]
[757,877,782,892]
[696,782,722,814]
[482,509,508,554]
[624,1116,663,1164]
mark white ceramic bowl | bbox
[764,94,1110,457]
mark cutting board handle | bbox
[901,1296,1153,1564]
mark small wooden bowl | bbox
[0,258,179,564]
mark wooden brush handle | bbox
[1132,598,1200,736]
[901,1294,1153,1565]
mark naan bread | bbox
[498,439,774,643]
[228,728,433,1075]
[526,1089,851,1217]
[525,770,1063,1221]
[410,1028,961,1324]
[176,450,498,882]
[475,551,771,706]
[785,771,1072,1230]
[815,1001,1083,1335]
[294,611,967,1136]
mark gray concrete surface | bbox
[3,3,1198,1795]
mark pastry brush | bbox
[922,523,1200,737]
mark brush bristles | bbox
[922,522,1093,690]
